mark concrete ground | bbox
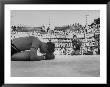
[11,55,100,77]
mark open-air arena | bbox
[11,10,100,77]
[11,29,100,77]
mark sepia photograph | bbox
[5,5,106,84]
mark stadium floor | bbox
[11,55,100,77]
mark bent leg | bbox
[11,51,30,61]
[75,50,80,55]
[71,50,75,55]
[11,51,44,61]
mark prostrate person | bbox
[11,36,55,61]
[71,35,82,55]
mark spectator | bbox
[71,35,82,55]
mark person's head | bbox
[73,35,77,40]
[39,42,48,54]
[48,38,51,42]
[39,40,55,54]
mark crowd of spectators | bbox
[11,18,100,55]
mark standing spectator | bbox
[94,33,100,54]
[11,26,16,32]
[71,35,82,55]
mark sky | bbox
[11,10,100,27]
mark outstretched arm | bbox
[30,47,44,61]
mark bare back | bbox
[12,36,40,51]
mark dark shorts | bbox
[11,43,21,56]
[73,47,80,51]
